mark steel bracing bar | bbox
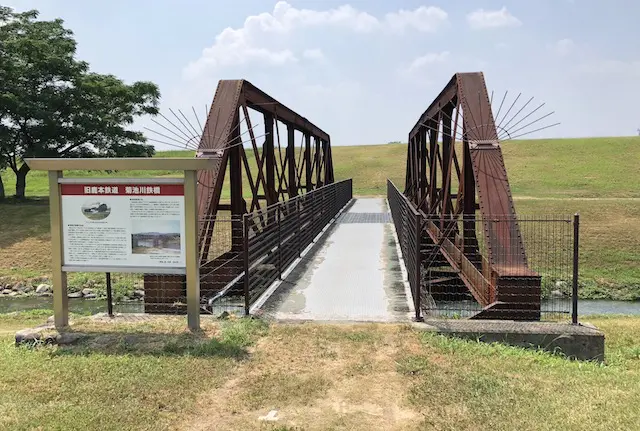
[194,79,334,265]
[403,72,541,321]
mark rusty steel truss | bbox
[405,72,541,320]
[196,80,334,261]
[145,79,335,313]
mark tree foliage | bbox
[0,6,160,199]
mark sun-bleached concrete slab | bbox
[258,198,413,322]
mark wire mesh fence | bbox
[198,214,246,316]
[58,180,353,319]
[387,180,422,320]
[56,271,183,315]
[244,179,353,310]
[387,180,579,322]
[420,215,576,321]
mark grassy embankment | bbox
[0,311,639,430]
[0,136,639,299]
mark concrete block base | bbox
[413,319,605,362]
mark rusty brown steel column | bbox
[287,125,298,197]
[264,112,276,206]
[419,126,428,211]
[428,119,438,212]
[441,104,453,220]
[315,137,322,187]
[229,114,243,251]
[305,133,312,192]
[324,139,334,184]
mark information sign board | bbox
[60,182,186,269]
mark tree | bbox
[0,163,6,201]
[0,7,160,199]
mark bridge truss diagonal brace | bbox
[404,71,541,320]
[194,79,335,264]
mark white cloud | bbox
[384,6,448,33]
[467,7,522,29]
[302,48,324,61]
[401,51,450,75]
[183,2,448,80]
[554,38,574,56]
[266,1,379,33]
[184,26,296,78]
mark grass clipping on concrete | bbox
[1,312,639,430]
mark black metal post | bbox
[106,272,113,317]
[243,215,250,315]
[572,213,580,325]
[296,198,302,257]
[277,203,282,280]
[414,212,423,321]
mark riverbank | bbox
[3,296,640,317]
[1,311,639,430]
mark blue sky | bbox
[6,0,640,147]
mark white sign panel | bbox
[61,182,186,269]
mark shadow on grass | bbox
[0,197,51,250]
[45,319,268,360]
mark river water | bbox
[1,297,640,316]
[0,297,144,315]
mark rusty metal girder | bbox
[196,79,334,264]
[406,72,540,320]
[144,79,335,314]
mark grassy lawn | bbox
[3,136,639,199]
[1,312,639,430]
[0,312,268,431]
[1,136,638,298]
[514,199,640,299]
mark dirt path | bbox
[176,323,424,431]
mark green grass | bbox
[4,136,639,199]
[0,314,268,430]
[3,314,637,430]
[402,323,640,430]
[1,136,639,298]
[514,199,640,299]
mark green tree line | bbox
[0,6,160,199]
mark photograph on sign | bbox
[60,182,186,269]
[131,220,181,255]
[81,200,112,220]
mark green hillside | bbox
[1,136,639,298]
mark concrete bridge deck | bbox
[256,198,414,322]
[252,197,605,361]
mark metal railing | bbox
[419,214,579,321]
[388,180,580,323]
[243,179,353,313]
[387,180,422,321]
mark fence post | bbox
[105,272,113,317]
[296,198,302,257]
[243,215,250,316]
[414,212,423,321]
[572,213,580,325]
[278,203,282,280]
